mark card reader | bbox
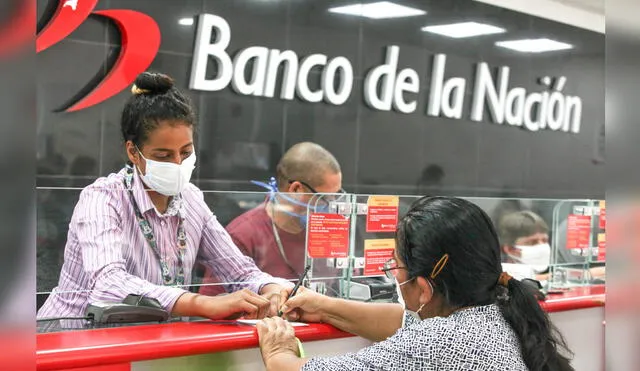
[347,277,395,302]
[86,294,170,324]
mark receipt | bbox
[236,319,309,327]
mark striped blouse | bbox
[37,167,289,318]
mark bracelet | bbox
[296,337,306,358]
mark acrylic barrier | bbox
[298,194,605,300]
[37,187,605,318]
[35,187,605,370]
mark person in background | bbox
[37,72,291,321]
[499,210,606,282]
[256,197,574,371]
[498,210,552,280]
[199,142,343,296]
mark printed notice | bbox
[597,233,606,262]
[307,213,350,258]
[599,200,606,230]
[364,239,396,276]
[366,196,400,233]
[566,214,592,249]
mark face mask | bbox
[137,150,196,196]
[510,243,551,273]
[251,178,331,228]
[395,277,427,326]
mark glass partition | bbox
[302,194,605,302]
[36,185,604,333]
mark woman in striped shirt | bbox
[38,72,291,321]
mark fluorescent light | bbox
[178,18,194,26]
[495,38,573,53]
[328,1,426,19]
[422,22,505,38]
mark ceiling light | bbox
[328,1,426,19]
[495,38,573,53]
[178,18,194,26]
[422,21,505,38]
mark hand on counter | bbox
[280,286,326,323]
[260,283,293,317]
[257,317,307,371]
[173,289,272,320]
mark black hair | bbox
[397,196,573,371]
[120,72,196,148]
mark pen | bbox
[278,264,311,317]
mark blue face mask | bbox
[251,177,331,228]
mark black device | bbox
[85,294,170,324]
[349,277,395,302]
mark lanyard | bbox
[269,201,301,275]
[124,165,186,286]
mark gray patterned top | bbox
[303,304,528,371]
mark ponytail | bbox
[497,277,574,371]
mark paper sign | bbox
[306,213,350,258]
[366,196,399,233]
[566,214,592,249]
[363,239,396,276]
[597,233,606,262]
[599,200,606,230]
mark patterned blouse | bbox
[303,304,529,371]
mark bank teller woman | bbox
[38,72,291,321]
[257,197,574,371]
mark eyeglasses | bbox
[380,258,407,280]
[288,179,347,207]
[380,254,450,281]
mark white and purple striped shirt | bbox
[37,167,289,319]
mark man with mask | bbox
[200,142,343,296]
[498,211,552,280]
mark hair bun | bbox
[132,72,174,95]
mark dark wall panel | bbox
[36,0,605,198]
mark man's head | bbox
[275,142,342,210]
[498,211,551,270]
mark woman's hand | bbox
[260,284,293,317]
[257,317,300,369]
[215,289,272,319]
[173,290,272,319]
[280,286,328,323]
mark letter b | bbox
[189,14,233,91]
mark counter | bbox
[36,285,605,371]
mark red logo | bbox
[37,0,161,112]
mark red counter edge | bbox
[37,285,605,371]
[37,323,354,370]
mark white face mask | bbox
[137,149,196,196]
[510,243,551,273]
[395,277,428,326]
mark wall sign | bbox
[566,214,592,249]
[363,239,396,276]
[190,13,584,134]
[306,213,350,259]
[365,195,399,233]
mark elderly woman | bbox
[257,196,574,371]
